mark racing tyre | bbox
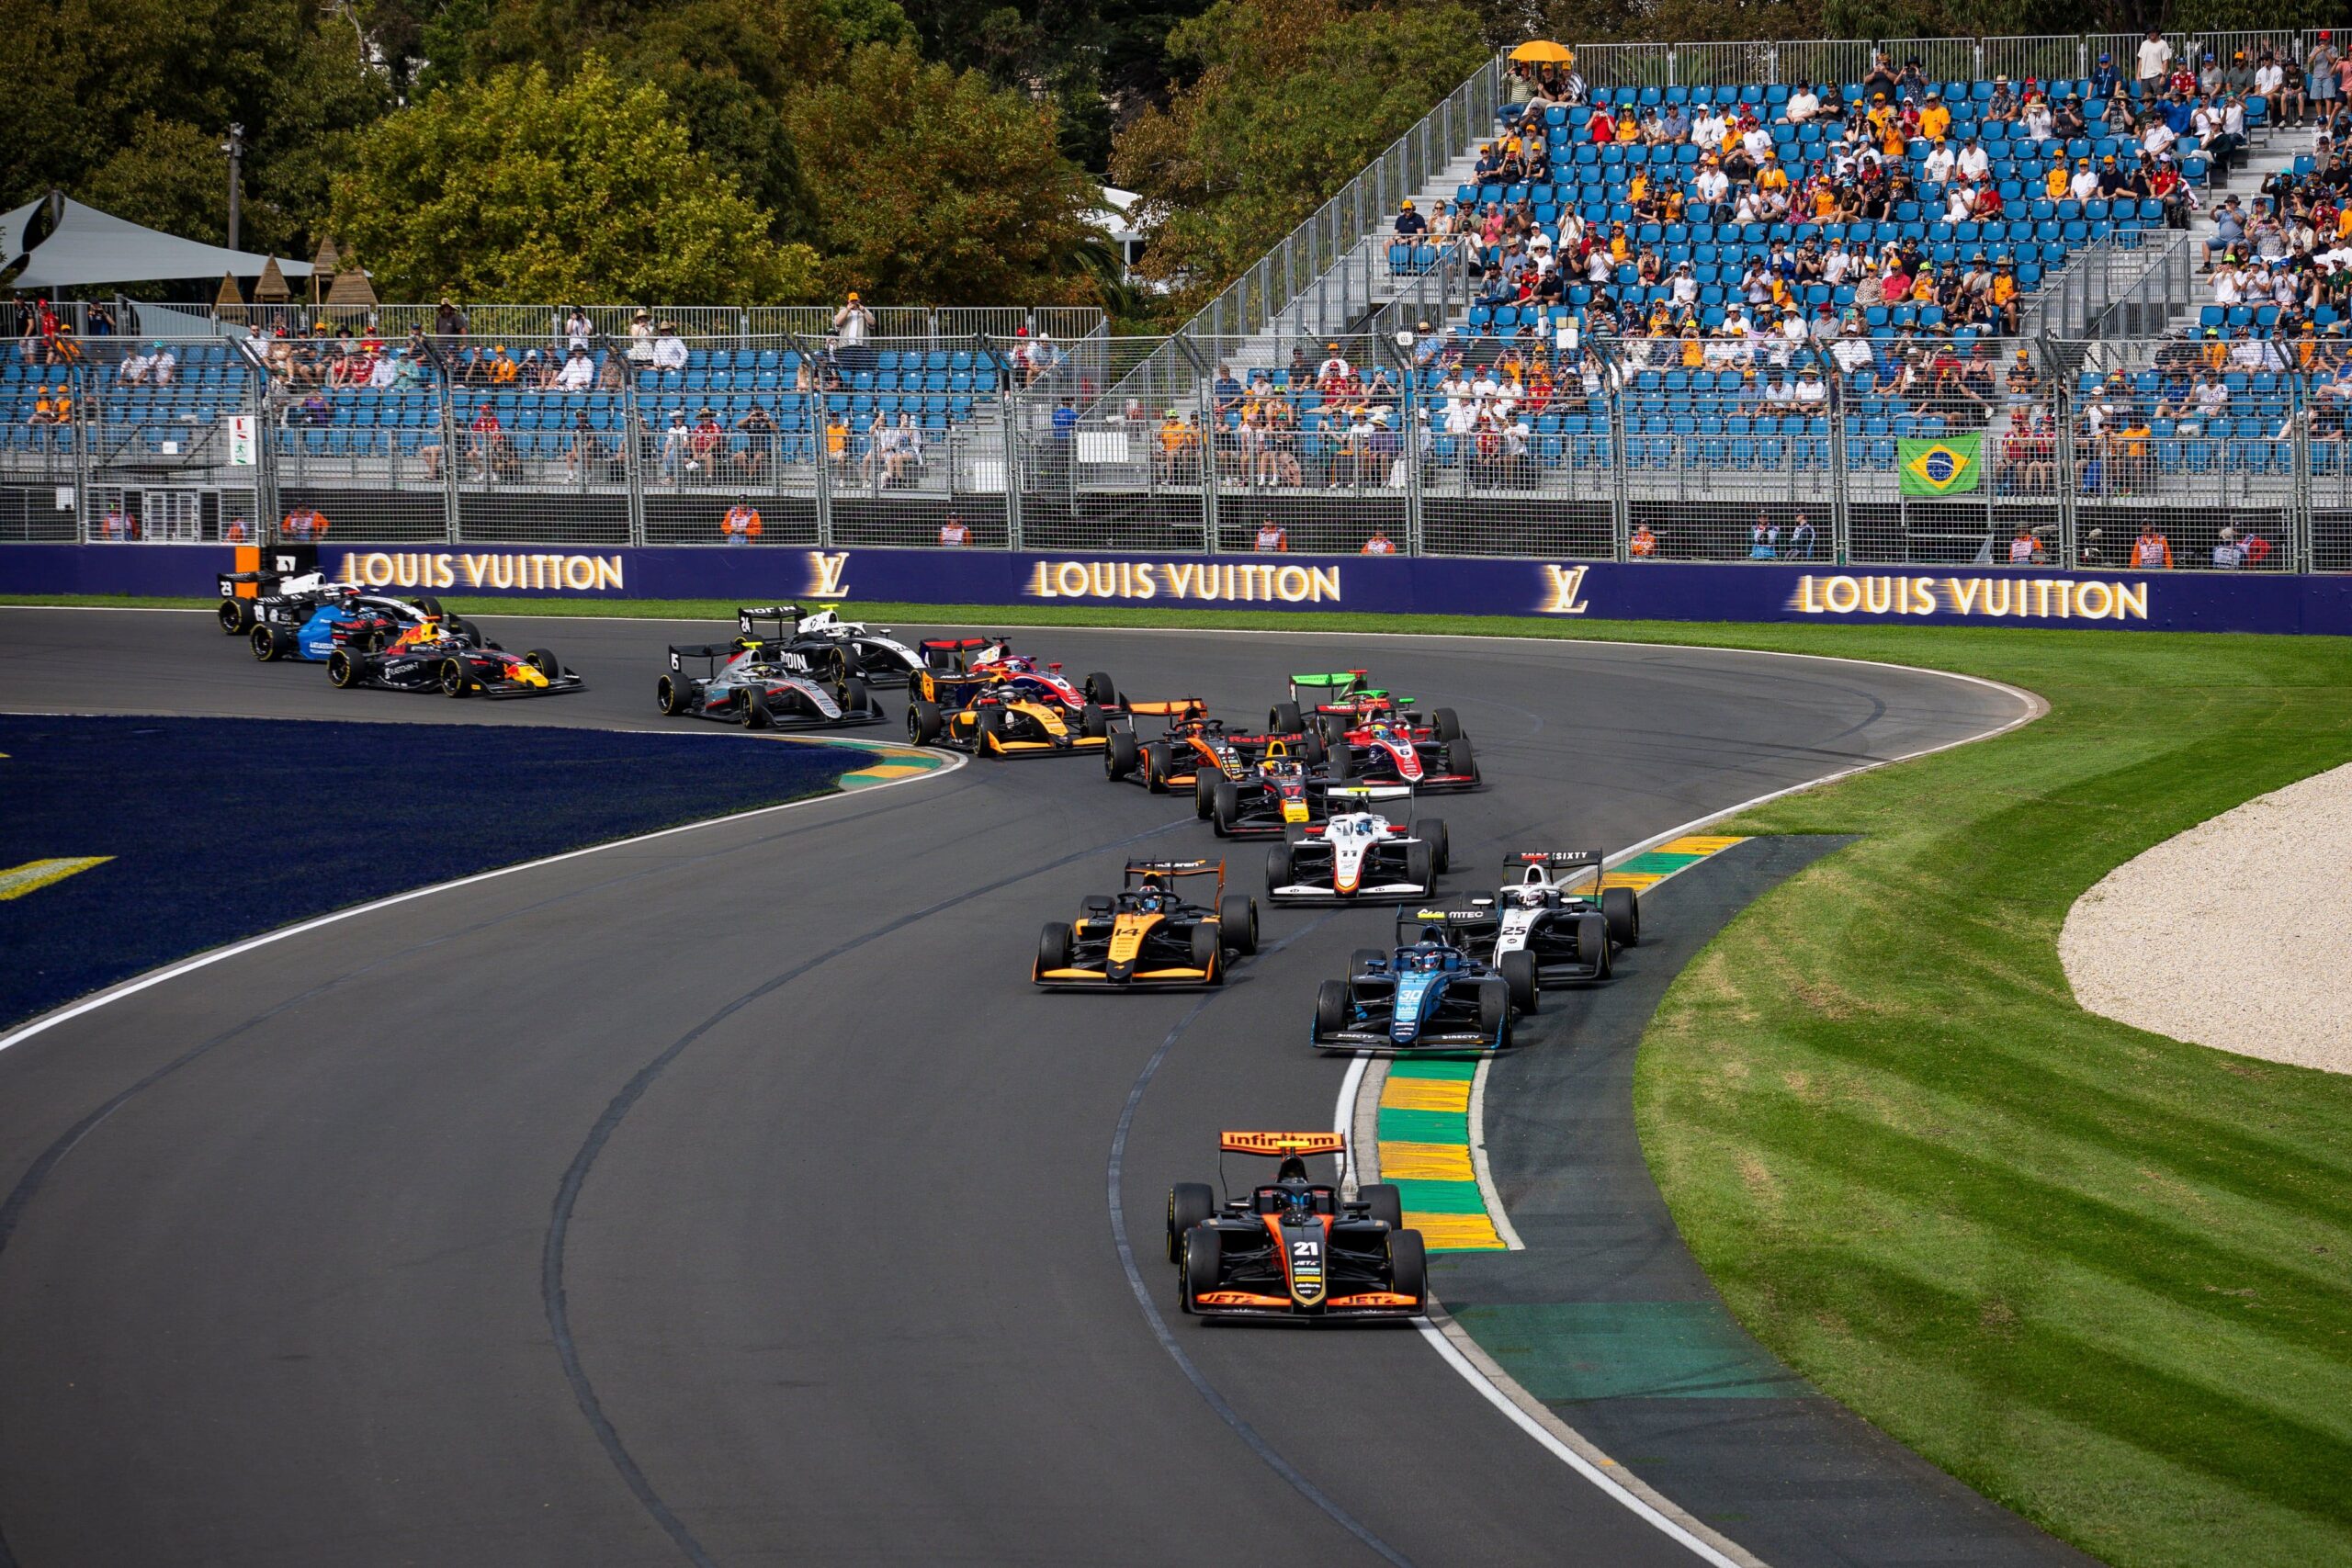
[658,676,692,716]
[1105,728,1138,779]
[1211,779,1239,836]
[1167,1183,1215,1264]
[1499,950,1540,1014]
[1218,895,1259,955]
[742,688,774,729]
[1271,699,1304,734]
[1421,818,1452,873]
[250,624,289,661]
[975,706,1006,755]
[1036,921,1072,977]
[1388,1230,1428,1305]
[1313,979,1351,1043]
[1476,977,1510,1043]
[439,658,473,697]
[1405,840,1433,891]
[1327,744,1353,781]
[1181,1226,1221,1314]
[1349,947,1386,977]
[1361,1183,1405,1231]
[841,676,871,716]
[1299,731,1326,768]
[1142,743,1171,794]
[526,648,560,679]
[218,598,253,635]
[326,649,361,689]
[1084,672,1118,708]
[1194,770,1216,819]
[1445,737,1476,778]
[447,617,482,644]
[1080,702,1108,739]
[1265,844,1294,891]
[1188,922,1221,977]
[415,596,444,618]
[1576,911,1611,978]
[1602,886,1639,947]
[909,699,944,745]
[1430,706,1464,741]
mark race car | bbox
[1321,713,1479,793]
[1205,742,1334,839]
[1271,670,1464,747]
[1104,702,1323,805]
[1263,785,1448,904]
[241,584,458,664]
[767,606,927,685]
[1309,916,1525,1053]
[325,622,582,698]
[1034,860,1258,989]
[1406,851,1640,984]
[1167,1132,1425,1322]
[657,635,886,730]
[906,668,1108,758]
[924,637,1120,716]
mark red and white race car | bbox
[922,637,1122,716]
[1323,715,1480,793]
[1263,786,1451,904]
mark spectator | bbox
[2131,522,2174,568]
[1395,199,1426,237]
[2136,29,2173,95]
[28,385,60,425]
[627,309,656,364]
[938,512,971,546]
[1630,522,1659,557]
[2311,33,2341,130]
[434,298,468,339]
[735,404,778,479]
[833,291,875,377]
[2007,523,2040,563]
[1786,511,1817,559]
[120,344,152,385]
[566,410,612,483]
[281,505,330,541]
[1361,525,1396,555]
[224,513,249,543]
[2212,525,2245,570]
[1253,518,1287,551]
[99,503,133,541]
[149,344,175,385]
[555,347,594,391]
[650,322,688,379]
[1748,512,1779,558]
[689,406,724,476]
[719,498,763,547]
[1158,409,1196,484]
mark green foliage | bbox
[327,57,820,303]
[783,42,1098,304]
[1110,0,1487,316]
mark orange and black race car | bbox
[1167,1133,1426,1322]
[1034,860,1258,988]
[1103,701,1326,814]
[906,665,1108,757]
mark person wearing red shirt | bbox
[468,405,503,479]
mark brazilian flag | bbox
[1898,433,1983,496]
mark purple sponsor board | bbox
[8,543,2352,634]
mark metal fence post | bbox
[2032,336,2077,568]
[2291,369,2313,573]
[437,373,462,544]
[785,331,830,548]
[1818,342,1851,565]
[1599,333,1631,555]
[250,352,281,540]
[1172,333,1216,552]
[980,336,1023,551]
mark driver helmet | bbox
[1275,1183,1316,1223]
[1134,879,1165,911]
[1509,886,1548,910]
[1410,947,1448,972]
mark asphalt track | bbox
[0,607,2029,1567]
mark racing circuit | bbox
[0,608,2032,1566]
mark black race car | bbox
[1413,851,1639,985]
[326,626,582,698]
[1167,1132,1425,1322]
[1206,745,1337,839]
[762,606,927,686]
[1309,913,1527,1054]
[657,634,886,730]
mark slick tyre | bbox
[1602,886,1640,947]
[1181,1226,1221,1314]
[909,699,944,745]
[841,676,871,716]
[1080,702,1108,739]
[1576,911,1612,978]
[1405,840,1434,892]
[1271,699,1304,735]
[438,658,472,697]
[1105,728,1138,779]
[1476,977,1510,1043]
[1500,950,1540,1014]
[1299,732,1327,768]
[250,625,289,661]
[1218,895,1259,955]
[1265,844,1294,891]
[658,676,692,716]
[1314,979,1351,1043]
[1036,921,1072,978]
[1189,922,1221,977]
[1361,1183,1405,1231]
[975,706,1006,755]
[326,649,362,689]
[526,648,560,679]
[1084,672,1118,707]
[415,596,445,618]
[1421,818,1452,873]
[1194,770,1216,820]
[1327,744,1353,781]
[1430,706,1464,741]
[1388,1230,1428,1306]
[1211,779,1239,836]
[741,688,775,729]
[1142,743,1171,794]
[218,598,254,635]
[1167,1184,1215,1264]
[1445,737,1476,778]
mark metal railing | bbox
[1565,31,2318,89]
[11,330,2346,573]
[110,300,1106,349]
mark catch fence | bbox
[6,330,2346,572]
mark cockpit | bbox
[1252,1183,1337,1217]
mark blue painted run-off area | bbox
[0,716,864,1028]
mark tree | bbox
[1111,0,1486,314]
[327,57,820,303]
[783,41,1098,304]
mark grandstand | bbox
[4,28,2347,568]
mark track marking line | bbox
[0,858,113,901]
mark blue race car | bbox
[247,589,453,663]
[1309,913,1536,1054]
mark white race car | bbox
[1263,785,1450,904]
[1412,851,1639,983]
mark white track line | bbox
[1330,660,2042,1568]
[0,748,964,1058]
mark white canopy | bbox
[3,192,315,289]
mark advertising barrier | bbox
[8,544,2352,635]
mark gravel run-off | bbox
[2062,759,2352,1075]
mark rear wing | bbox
[1509,849,1606,889]
[1124,698,1208,719]
[736,605,805,639]
[668,642,741,673]
[1221,1132,1345,1157]
[1322,784,1416,825]
[1126,859,1225,883]
[1287,671,1367,694]
[921,637,998,672]
[1397,902,1497,931]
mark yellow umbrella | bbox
[1510,39,1573,63]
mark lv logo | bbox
[806,551,851,599]
[1541,564,1590,615]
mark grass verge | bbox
[16,591,2352,1562]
